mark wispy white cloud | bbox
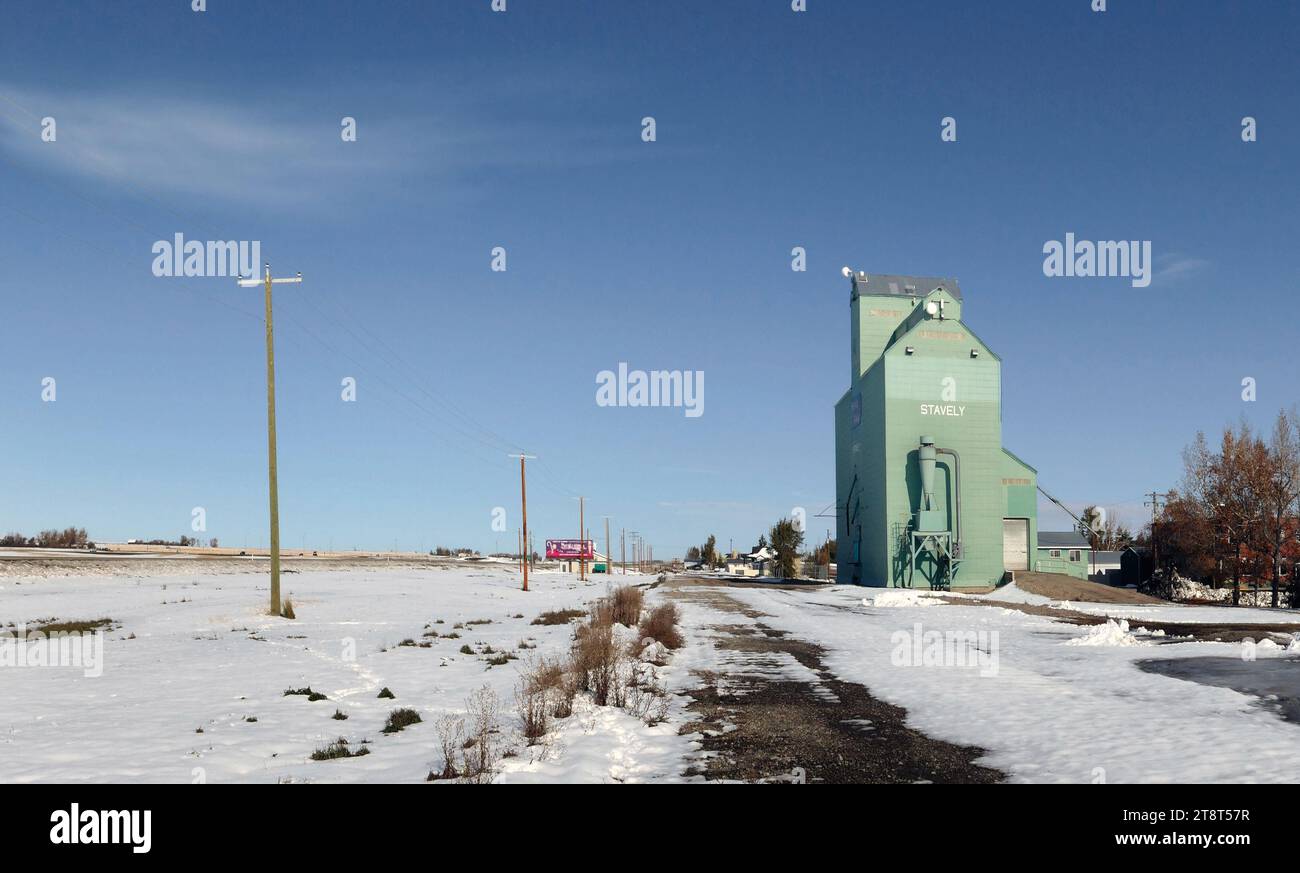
[0,83,632,211]
[1154,252,1210,283]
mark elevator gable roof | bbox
[850,273,962,301]
[883,311,1002,362]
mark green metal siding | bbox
[882,329,1002,587]
[1035,550,1090,580]
[1002,449,1038,577]
[835,278,1038,589]
[852,295,915,381]
[835,360,886,585]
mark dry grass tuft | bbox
[531,608,586,626]
[637,603,683,650]
[311,737,369,760]
[382,707,423,734]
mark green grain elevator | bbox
[833,271,1038,589]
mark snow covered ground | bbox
[0,566,699,783]
[8,566,1300,783]
[727,584,1300,783]
[975,581,1300,625]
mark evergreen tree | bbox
[768,518,804,579]
[702,534,718,568]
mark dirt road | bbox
[661,579,1003,784]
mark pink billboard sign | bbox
[546,539,594,560]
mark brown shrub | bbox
[461,685,500,782]
[516,656,557,744]
[626,668,671,726]
[571,621,623,706]
[432,713,464,780]
[637,603,683,650]
[532,608,586,626]
[589,585,643,628]
[23,618,114,636]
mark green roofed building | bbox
[834,271,1038,589]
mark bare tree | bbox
[1080,505,1134,551]
[1260,409,1300,607]
[1210,422,1269,604]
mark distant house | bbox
[720,546,777,578]
[718,546,812,580]
[1035,531,1090,580]
[724,557,759,577]
[720,546,762,577]
[556,550,610,574]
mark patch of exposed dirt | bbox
[667,585,1003,784]
[939,595,1300,643]
[1012,572,1162,604]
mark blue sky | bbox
[0,0,1297,555]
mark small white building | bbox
[724,556,760,577]
[556,551,611,574]
[722,546,807,579]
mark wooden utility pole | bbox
[237,265,302,616]
[578,496,586,581]
[621,528,626,575]
[603,517,611,574]
[1144,491,1170,570]
[510,454,536,591]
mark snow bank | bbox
[864,590,941,608]
[1064,619,1152,647]
[971,582,1051,606]
[638,639,669,664]
[1160,574,1284,608]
